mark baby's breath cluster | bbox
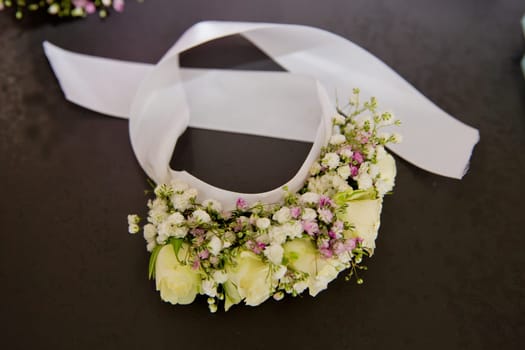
[0,0,129,19]
[128,90,401,312]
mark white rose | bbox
[375,153,396,196]
[226,250,272,307]
[155,244,202,305]
[192,209,211,224]
[202,199,222,212]
[300,192,320,205]
[264,244,284,265]
[283,238,343,296]
[309,261,341,296]
[322,152,341,169]
[207,236,223,256]
[273,207,291,224]
[256,217,271,230]
[329,134,346,145]
[339,198,383,253]
[337,165,351,180]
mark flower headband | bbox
[44,21,479,311]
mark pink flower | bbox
[192,259,201,270]
[350,165,359,177]
[320,247,333,258]
[198,249,210,260]
[353,152,364,164]
[236,198,248,210]
[318,195,334,208]
[302,220,319,236]
[85,2,96,13]
[332,221,344,235]
[113,0,125,12]
[290,206,301,219]
[318,208,333,224]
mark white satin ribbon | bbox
[43,21,479,208]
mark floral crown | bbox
[128,89,401,312]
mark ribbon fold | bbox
[43,21,479,207]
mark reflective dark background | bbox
[1,0,524,349]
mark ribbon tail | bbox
[43,41,153,119]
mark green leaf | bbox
[148,245,162,280]
[170,238,184,260]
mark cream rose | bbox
[339,198,383,254]
[283,238,343,296]
[226,250,272,307]
[155,244,202,305]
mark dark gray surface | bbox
[1,0,524,349]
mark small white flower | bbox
[102,0,112,6]
[143,224,156,242]
[309,162,322,176]
[378,132,391,141]
[392,132,403,143]
[322,152,341,170]
[202,199,222,212]
[264,244,284,265]
[170,179,188,193]
[273,207,291,224]
[376,145,387,160]
[357,173,373,190]
[302,208,317,221]
[212,270,228,284]
[202,279,217,297]
[185,188,198,199]
[146,241,156,252]
[193,209,211,224]
[256,217,271,230]
[128,223,140,234]
[293,280,308,294]
[171,227,189,239]
[300,192,320,205]
[333,114,346,125]
[329,134,346,145]
[172,194,191,211]
[273,265,287,280]
[344,123,355,134]
[340,148,353,159]
[207,236,223,255]
[127,214,140,226]
[337,165,351,179]
[269,226,287,245]
[331,174,352,192]
[282,221,303,239]
[369,164,380,178]
[168,212,185,225]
